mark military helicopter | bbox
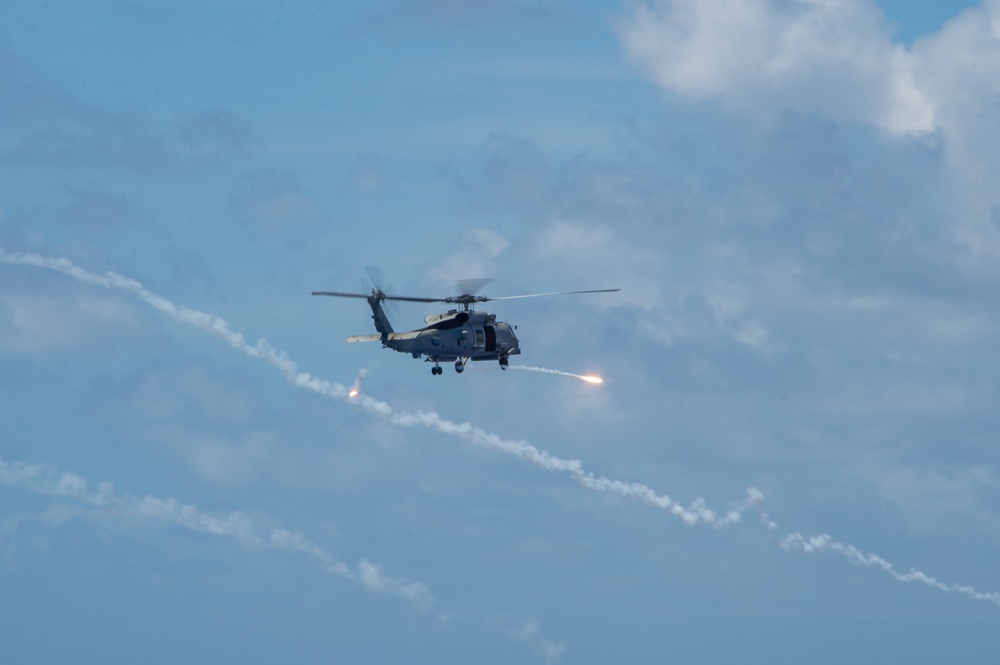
[312,275,619,375]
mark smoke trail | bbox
[509,365,603,384]
[780,532,1000,606]
[4,248,1000,610]
[503,617,567,664]
[1,454,571,657]
[349,368,369,397]
[0,454,435,612]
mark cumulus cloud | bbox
[909,1,1000,255]
[532,222,657,299]
[616,0,935,135]
[616,0,1000,226]
[426,227,510,286]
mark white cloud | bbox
[357,559,435,612]
[105,363,292,486]
[496,616,567,663]
[910,0,1000,253]
[617,0,935,135]
[525,220,780,351]
[617,0,1000,221]
[528,220,662,310]
[0,292,147,354]
[426,227,510,286]
[186,431,279,486]
[863,464,1000,543]
[705,289,772,352]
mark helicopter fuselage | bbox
[346,294,520,374]
[388,311,519,362]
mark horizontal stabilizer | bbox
[345,334,382,343]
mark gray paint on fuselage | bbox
[350,304,520,363]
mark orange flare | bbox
[580,375,603,384]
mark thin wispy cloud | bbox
[0,454,435,612]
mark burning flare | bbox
[348,368,369,398]
[510,365,604,384]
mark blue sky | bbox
[3,0,1000,662]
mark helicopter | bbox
[311,277,619,375]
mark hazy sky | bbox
[3,1,1000,662]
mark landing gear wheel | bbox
[455,360,465,374]
[431,365,442,375]
[499,356,509,370]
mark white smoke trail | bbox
[349,368,369,397]
[508,365,603,384]
[4,248,1000,610]
[504,617,567,664]
[780,532,1000,606]
[0,454,435,612]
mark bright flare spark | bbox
[348,368,369,398]
[510,365,604,384]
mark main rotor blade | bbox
[455,277,494,297]
[311,290,444,303]
[311,290,371,299]
[364,266,386,291]
[380,294,444,303]
[486,288,621,301]
[313,287,621,303]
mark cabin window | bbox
[475,328,484,344]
